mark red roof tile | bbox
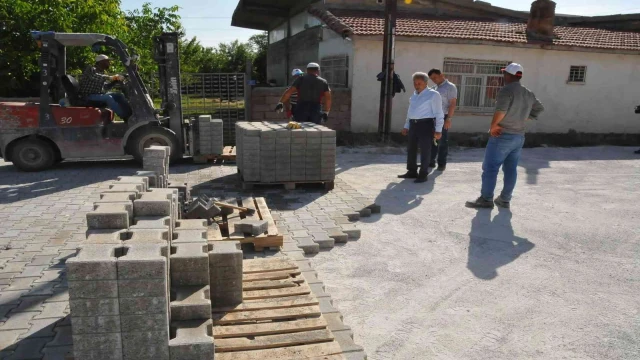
[337,16,640,51]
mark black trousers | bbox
[431,115,449,166]
[407,118,434,175]
[294,101,322,124]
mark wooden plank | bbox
[243,283,312,300]
[212,295,319,313]
[215,329,334,352]
[255,197,279,236]
[212,317,327,339]
[243,258,298,274]
[242,279,304,291]
[306,355,348,360]
[211,305,321,325]
[241,196,260,222]
[242,234,284,248]
[243,269,301,282]
[214,341,343,360]
[207,222,223,242]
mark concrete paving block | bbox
[68,279,118,299]
[69,298,119,316]
[175,219,207,230]
[135,171,158,188]
[234,219,268,236]
[125,228,170,244]
[120,313,169,333]
[99,192,137,202]
[143,147,167,159]
[134,193,172,217]
[117,243,167,280]
[326,228,349,243]
[118,278,167,298]
[73,349,124,360]
[71,315,121,335]
[366,203,382,214]
[342,211,361,221]
[208,242,243,268]
[173,229,207,244]
[109,183,144,193]
[131,216,172,230]
[67,244,120,281]
[116,176,148,191]
[171,243,209,273]
[318,297,340,315]
[300,271,322,285]
[119,297,167,315]
[72,332,122,353]
[334,329,365,354]
[170,285,211,321]
[121,331,169,360]
[169,319,214,360]
[294,237,320,254]
[87,204,130,230]
[208,265,242,280]
[93,201,133,220]
[340,225,361,239]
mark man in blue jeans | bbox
[466,63,544,209]
[79,54,132,121]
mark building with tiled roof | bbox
[233,0,640,136]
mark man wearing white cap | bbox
[78,54,132,120]
[276,62,331,124]
[466,63,544,209]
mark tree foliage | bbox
[0,1,268,97]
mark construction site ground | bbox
[0,146,639,359]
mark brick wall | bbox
[250,87,352,131]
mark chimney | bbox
[527,0,556,40]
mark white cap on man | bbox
[307,62,320,70]
[95,54,110,63]
[292,68,303,76]
[501,63,523,77]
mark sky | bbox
[120,0,640,48]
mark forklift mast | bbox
[154,33,185,152]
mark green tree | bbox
[248,32,268,83]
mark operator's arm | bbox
[84,66,111,82]
[280,86,297,104]
[323,91,332,113]
[529,95,544,120]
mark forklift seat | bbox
[61,75,107,108]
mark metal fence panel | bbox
[443,58,509,113]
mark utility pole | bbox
[377,0,398,142]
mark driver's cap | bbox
[307,62,320,70]
[95,54,110,62]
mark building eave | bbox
[231,0,321,30]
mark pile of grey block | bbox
[142,145,171,188]
[197,115,224,155]
[68,155,245,360]
[235,121,336,183]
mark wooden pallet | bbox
[207,196,283,251]
[241,179,335,191]
[211,258,347,360]
[194,146,237,164]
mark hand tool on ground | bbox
[213,201,256,215]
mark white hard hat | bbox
[501,63,523,76]
[292,69,303,76]
[306,62,320,69]
[95,54,110,62]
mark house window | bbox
[321,55,349,88]
[568,66,587,83]
[443,58,510,112]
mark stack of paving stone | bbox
[197,115,224,155]
[235,121,336,183]
[68,172,246,360]
[143,145,171,188]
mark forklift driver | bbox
[78,54,133,121]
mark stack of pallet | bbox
[235,121,336,185]
[197,115,224,155]
[68,171,249,359]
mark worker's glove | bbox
[274,102,284,113]
[286,110,293,119]
[320,111,329,124]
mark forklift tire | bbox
[128,126,180,164]
[11,139,55,172]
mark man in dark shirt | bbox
[276,63,332,124]
[79,54,132,120]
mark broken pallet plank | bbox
[212,305,321,324]
[242,279,304,291]
[243,284,312,300]
[243,270,300,282]
[212,295,319,313]
[215,329,334,352]
[255,197,278,236]
[243,258,298,274]
[214,341,344,360]
[212,317,327,339]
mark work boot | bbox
[494,196,510,209]
[465,197,495,209]
[635,149,640,154]
[398,171,418,179]
[414,174,428,183]
[436,164,446,172]
[429,161,436,168]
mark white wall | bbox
[351,38,640,133]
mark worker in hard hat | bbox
[284,68,304,120]
[275,63,332,124]
[79,54,132,121]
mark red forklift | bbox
[0,31,192,171]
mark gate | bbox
[147,72,247,146]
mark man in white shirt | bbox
[398,72,445,183]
